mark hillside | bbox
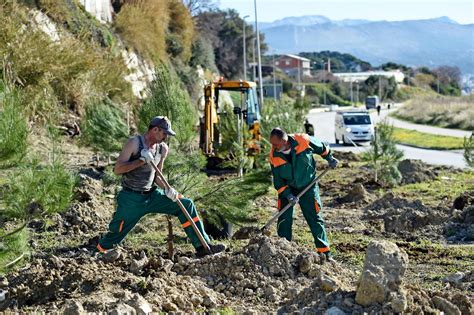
[262,16,474,74]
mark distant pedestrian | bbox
[388,103,392,110]
[376,105,381,116]
[304,119,315,136]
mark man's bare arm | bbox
[114,137,145,175]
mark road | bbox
[307,108,468,168]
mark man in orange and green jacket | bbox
[269,127,338,260]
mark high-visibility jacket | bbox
[269,133,332,199]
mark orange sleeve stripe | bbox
[320,148,329,157]
[294,134,310,154]
[119,220,124,233]
[277,185,288,194]
[182,216,200,228]
[315,201,320,214]
[317,247,330,253]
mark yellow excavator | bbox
[199,78,262,160]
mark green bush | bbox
[138,63,197,149]
[80,100,129,154]
[0,82,28,167]
[3,159,77,219]
[362,120,404,186]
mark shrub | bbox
[394,95,474,131]
[80,100,129,154]
[167,0,195,62]
[362,120,404,186]
[0,81,28,167]
[138,63,197,149]
[114,0,169,62]
[0,1,133,121]
[0,227,29,274]
[3,158,77,219]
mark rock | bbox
[0,277,8,288]
[203,295,217,308]
[162,301,178,312]
[130,252,149,274]
[432,296,461,315]
[127,293,152,315]
[452,293,474,315]
[355,240,408,307]
[63,300,86,315]
[319,275,339,292]
[109,303,136,315]
[190,296,203,307]
[443,272,465,285]
[297,253,314,274]
[325,306,346,315]
[389,290,407,313]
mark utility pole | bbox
[356,80,359,104]
[378,76,382,101]
[350,79,353,105]
[252,38,256,81]
[322,60,327,106]
[242,15,249,80]
[254,0,264,108]
[272,52,277,101]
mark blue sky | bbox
[218,0,474,24]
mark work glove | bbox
[327,156,339,169]
[165,187,179,202]
[139,149,154,164]
[286,194,299,205]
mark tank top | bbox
[121,135,163,191]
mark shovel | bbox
[232,168,330,240]
[147,155,212,254]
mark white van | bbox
[334,110,374,144]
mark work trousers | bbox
[277,185,330,253]
[98,188,210,251]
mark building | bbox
[274,54,311,78]
[333,70,405,84]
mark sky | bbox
[218,0,474,24]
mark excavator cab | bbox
[200,79,261,157]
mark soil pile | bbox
[397,159,438,184]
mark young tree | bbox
[464,134,473,168]
[362,120,404,186]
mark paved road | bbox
[307,108,468,168]
[374,106,472,138]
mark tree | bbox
[362,120,404,186]
[195,9,267,79]
[182,0,216,16]
[464,134,474,168]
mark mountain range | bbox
[260,15,474,74]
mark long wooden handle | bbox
[261,168,329,232]
[149,161,211,254]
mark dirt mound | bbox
[453,191,474,210]
[397,159,438,184]
[331,151,360,162]
[444,205,474,242]
[364,193,448,239]
[336,183,371,204]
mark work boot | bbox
[320,252,336,265]
[195,243,226,258]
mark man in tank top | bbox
[96,116,225,257]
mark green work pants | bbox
[277,184,330,253]
[98,188,210,251]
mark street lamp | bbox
[254,0,264,108]
[242,15,250,81]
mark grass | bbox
[392,127,465,150]
[393,94,474,130]
[394,170,474,206]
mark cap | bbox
[149,116,176,136]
